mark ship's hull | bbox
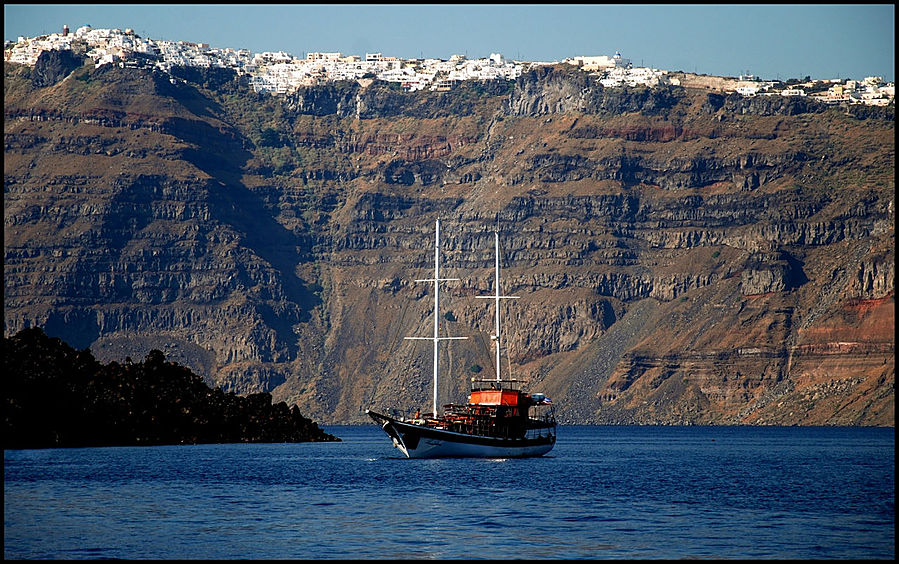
[367,409,555,458]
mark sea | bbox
[4,425,894,560]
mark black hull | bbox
[367,409,556,458]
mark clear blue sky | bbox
[4,4,895,81]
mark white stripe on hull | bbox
[401,436,555,458]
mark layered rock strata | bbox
[4,61,894,425]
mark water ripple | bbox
[4,426,894,559]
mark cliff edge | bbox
[4,61,894,426]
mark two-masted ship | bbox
[367,219,556,458]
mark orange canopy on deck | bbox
[469,389,520,406]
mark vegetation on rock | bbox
[4,327,339,448]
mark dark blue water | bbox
[4,425,894,559]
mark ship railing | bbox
[525,404,556,439]
[524,424,556,440]
[391,408,432,424]
[469,377,527,391]
[525,410,557,440]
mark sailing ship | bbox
[367,219,556,458]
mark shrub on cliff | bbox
[3,327,339,448]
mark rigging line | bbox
[498,287,516,384]
[384,244,428,358]
[473,329,496,380]
[505,328,516,383]
[437,228,470,400]
[390,263,426,374]
[367,242,427,410]
[470,244,500,380]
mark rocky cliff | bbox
[4,61,894,426]
[4,327,339,448]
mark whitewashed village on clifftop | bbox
[4,24,895,106]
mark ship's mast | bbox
[406,218,467,416]
[476,232,518,382]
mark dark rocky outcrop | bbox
[283,79,513,119]
[3,327,339,448]
[31,49,85,88]
[508,66,683,117]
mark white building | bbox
[306,51,341,62]
[566,55,617,71]
[612,51,631,68]
[6,26,891,105]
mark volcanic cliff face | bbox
[4,61,894,425]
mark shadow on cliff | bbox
[165,112,322,348]
[783,252,809,289]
